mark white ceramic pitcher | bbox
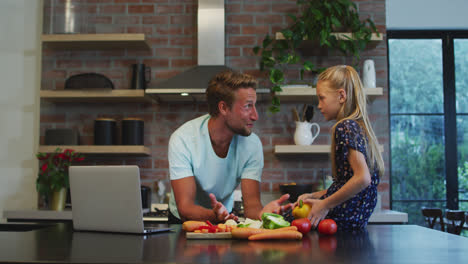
[294,121,320,145]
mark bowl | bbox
[279,183,316,203]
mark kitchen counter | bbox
[3,208,408,224]
[0,223,467,263]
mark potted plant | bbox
[36,148,85,211]
[253,0,380,112]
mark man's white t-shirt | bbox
[168,114,263,219]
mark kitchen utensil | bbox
[65,73,114,90]
[94,118,117,145]
[294,121,320,145]
[122,118,144,145]
[305,105,314,122]
[292,108,300,122]
[301,104,307,121]
[131,64,151,89]
[279,183,316,203]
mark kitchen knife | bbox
[305,105,314,122]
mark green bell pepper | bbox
[261,213,291,229]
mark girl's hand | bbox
[303,199,330,228]
[294,193,315,207]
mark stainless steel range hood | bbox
[152,0,230,90]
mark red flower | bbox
[38,154,50,160]
[57,153,67,160]
[75,157,85,162]
[41,163,48,173]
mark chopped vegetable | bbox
[261,213,291,229]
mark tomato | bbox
[317,219,337,235]
[291,218,312,234]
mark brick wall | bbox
[41,0,389,208]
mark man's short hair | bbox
[206,70,258,117]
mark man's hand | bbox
[259,194,293,218]
[209,193,238,223]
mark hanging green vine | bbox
[253,0,379,113]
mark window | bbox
[388,31,468,225]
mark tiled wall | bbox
[40,0,389,208]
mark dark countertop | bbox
[0,223,467,263]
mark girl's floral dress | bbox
[322,119,380,230]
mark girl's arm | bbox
[305,148,372,227]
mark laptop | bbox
[69,165,172,235]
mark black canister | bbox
[140,186,151,210]
[94,118,117,145]
[122,118,144,145]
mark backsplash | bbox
[40,0,389,208]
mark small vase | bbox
[363,59,376,88]
[50,188,67,211]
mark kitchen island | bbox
[0,223,467,263]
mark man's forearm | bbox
[243,202,263,220]
[178,204,218,222]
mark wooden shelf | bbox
[276,87,383,102]
[274,144,384,155]
[41,33,150,50]
[40,89,154,103]
[275,32,383,41]
[38,145,151,156]
[145,88,271,102]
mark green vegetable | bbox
[261,213,291,229]
[237,223,251,228]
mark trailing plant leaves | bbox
[270,69,284,84]
[253,46,260,55]
[303,61,315,71]
[262,35,273,49]
[271,84,282,92]
[282,29,293,40]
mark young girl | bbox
[297,65,384,230]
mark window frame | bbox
[387,30,468,210]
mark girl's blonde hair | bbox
[318,65,384,177]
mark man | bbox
[168,70,291,224]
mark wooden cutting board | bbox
[186,232,232,239]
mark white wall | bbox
[0,0,42,216]
[387,0,468,30]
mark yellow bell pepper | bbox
[292,200,311,219]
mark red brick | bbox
[171,58,196,67]
[242,25,269,35]
[126,49,154,57]
[43,70,66,79]
[147,36,169,46]
[170,37,195,46]
[229,57,257,69]
[100,5,126,14]
[114,0,140,3]
[143,58,170,68]
[226,25,241,34]
[261,182,272,192]
[185,4,196,14]
[156,4,184,14]
[226,47,241,57]
[255,14,283,24]
[98,50,126,57]
[170,15,194,25]
[87,0,112,3]
[142,0,169,3]
[156,26,183,35]
[229,36,256,46]
[155,69,181,79]
[126,158,153,169]
[56,60,82,68]
[226,3,241,13]
[272,136,293,145]
[40,114,66,123]
[243,4,270,13]
[128,5,154,14]
[155,47,183,57]
[112,59,139,68]
[358,2,385,13]
[183,26,196,35]
[262,170,285,181]
[127,26,153,35]
[85,60,111,68]
[272,3,298,13]
[141,170,168,181]
[184,47,196,57]
[143,16,169,24]
[154,159,169,169]
[88,16,112,24]
[114,16,140,24]
[227,14,253,25]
